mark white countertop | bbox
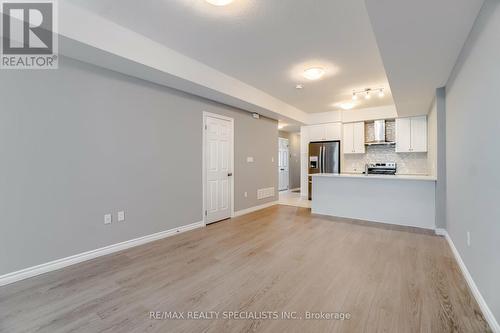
[310,173,437,181]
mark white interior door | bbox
[204,115,233,224]
[278,138,289,191]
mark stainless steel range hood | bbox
[365,120,395,146]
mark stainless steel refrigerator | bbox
[308,141,340,200]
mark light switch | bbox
[244,192,248,198]
[247,156,254,163]
[117,211,125,222]
[104,214,112,225]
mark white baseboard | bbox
[0,220,205,287]
[441,229,499,333]
[434,228,447,236]
[233,201,278,217]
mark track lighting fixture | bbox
[352,88,386,101]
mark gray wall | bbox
[0,57,278,275]
[445,0,500,323]
[278,131,300,189]
[435,88,447,229]
[427,99,437,178]
[288,133,301,189]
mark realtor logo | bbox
[1,0,58,69]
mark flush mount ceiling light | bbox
[295,84,304,89]
[303,67,325,80]
[205,0,234,6]
[352,88,386,101]
[339,102,355,110]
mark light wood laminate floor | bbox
[0,205,491,333]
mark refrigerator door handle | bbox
[318,146,323,173]
[323,146,326,172]
[319,146,323,173]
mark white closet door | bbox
[205,116,232,224]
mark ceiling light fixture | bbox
[303,67,325,81]
[296,84,304,89]
[205,0,234,6]
[339,102,355,110]
[352,88,385,100]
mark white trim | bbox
[441,230,500,333]
[202,112,235,224]
[234,201,279,217]
[434,228,447,236]
[0,221,204,287]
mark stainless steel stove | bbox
[366,162,397,175]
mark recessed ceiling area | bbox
[365,0,484,116]
[66,0,394,113]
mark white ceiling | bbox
[365,0,484,117]
[67,0,394,113]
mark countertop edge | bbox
[309,173,437,181]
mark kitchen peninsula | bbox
[311,173,437,230]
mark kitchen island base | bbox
[311,174,436,230]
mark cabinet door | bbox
[410,116,427,152]
[343,123,355,154]
[396,118,411,152]
[353,122,366,153]
[324,123,341,140]
[308,125,326,141]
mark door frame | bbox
[202,111,235,225]
[278,137,290,191]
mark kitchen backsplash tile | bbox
[343,145,428,175]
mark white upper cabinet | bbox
[308,124,326,141]
[395,118,412,152]
[410,116,427,152]
[396,116,427,153]
[324,123,342,140]
[305,123,341,142]
[343,122,365,154]
[353,122,365,153]
[343,123,354,154]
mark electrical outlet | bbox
[104,213,112,225]
[117,211,125,222]
[467,231,471,247]
[244,192,248,198]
